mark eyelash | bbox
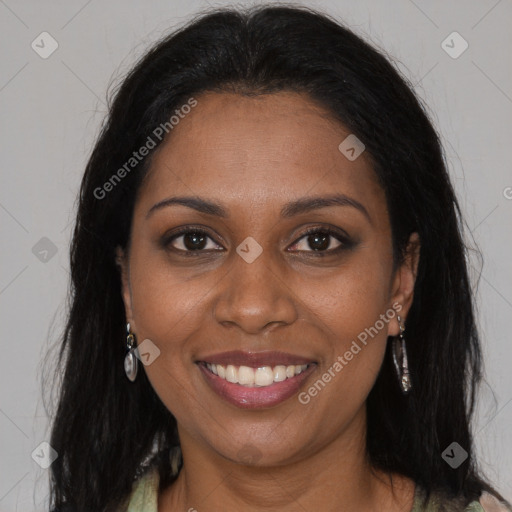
[161,225,353,257]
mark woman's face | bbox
[117,91,418,467]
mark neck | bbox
[158,407,415,512]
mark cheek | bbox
[127,252,212,418]
[301,249,392,345]
[297,251,392,400]
[129,247,210,340]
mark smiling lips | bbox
[196,350,317,408]
[204,362,310,387]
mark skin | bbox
[116,91,420,512]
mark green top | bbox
[126,467,510,512]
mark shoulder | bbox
[478,491,512,512]
[50,467,162,512]
[125,466,160,512]
[412,485,512,512]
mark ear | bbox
[387,232,420,336]
[115,246,135,331]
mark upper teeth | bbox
[205,363,309,387]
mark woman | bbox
[45,4,511,511]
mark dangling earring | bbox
[392,315,412,394]
[124,322,138,382]
[170,445,182,477]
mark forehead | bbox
[135,91,385,220]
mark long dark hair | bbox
[43,4,510,511]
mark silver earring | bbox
[124,322,138,382]
[392,315,412,394]
[170,445,182,477]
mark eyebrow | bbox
[146,193,371,223]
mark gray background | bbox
[0,0,511,510]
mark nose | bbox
[212,250,298,335]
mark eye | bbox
[162,227,223,254]
[161,225,353,256]
[288,227,351,255]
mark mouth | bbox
[201,361,312,387]
[195,351,317,409]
